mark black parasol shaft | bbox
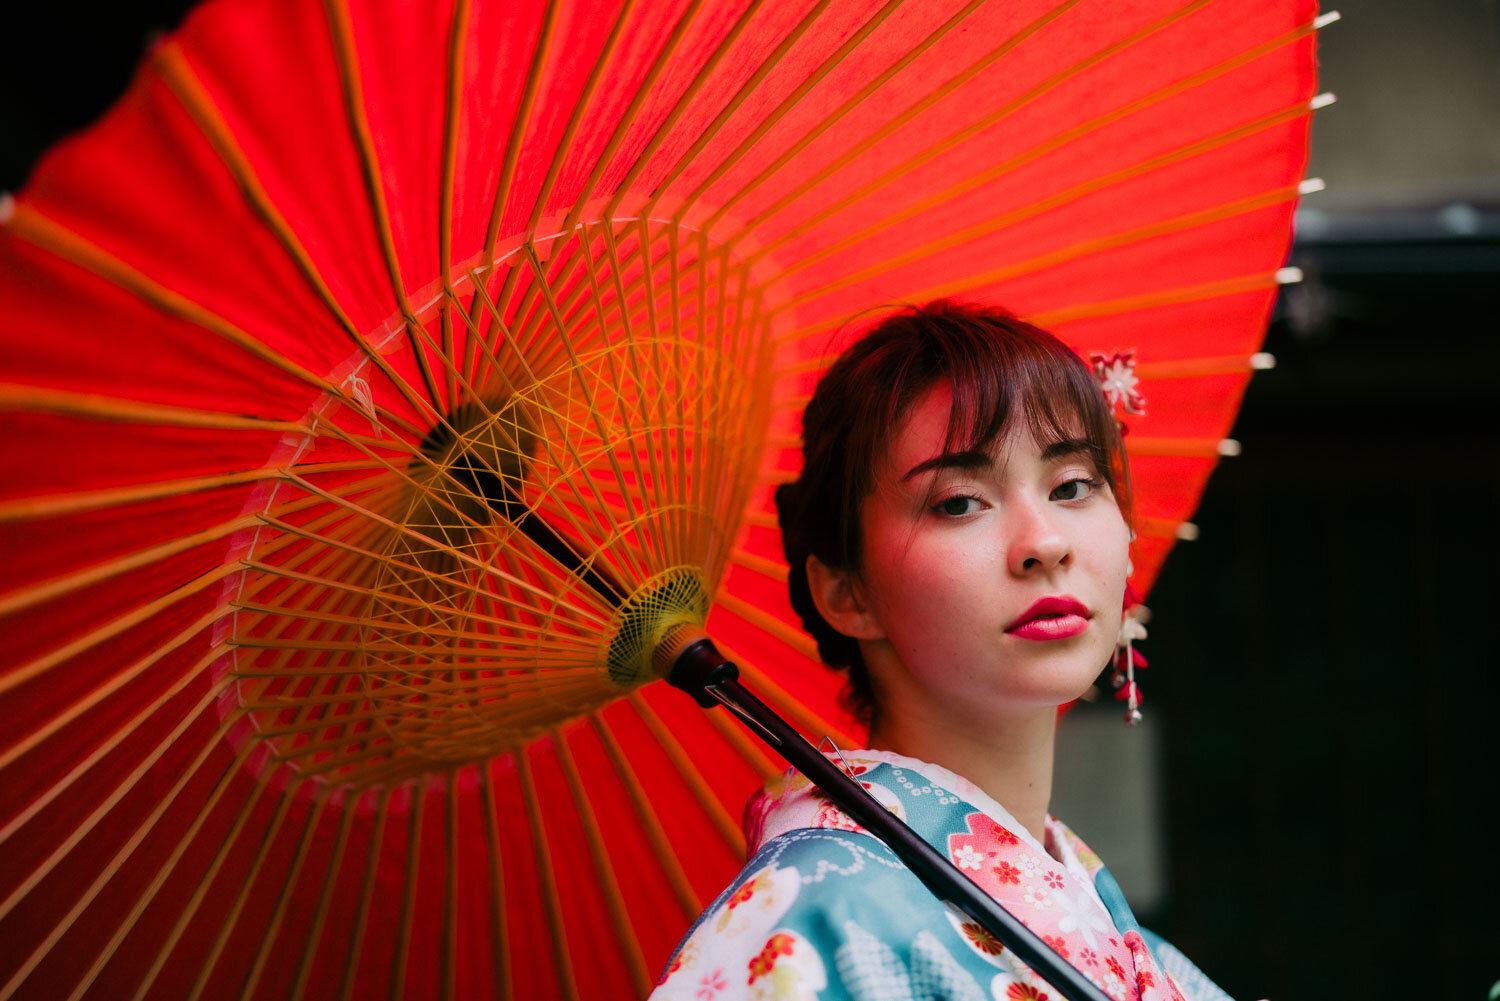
[666,637,1113,1001]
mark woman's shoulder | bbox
[650,827,1049,1001]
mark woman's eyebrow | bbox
[1039,438,1095,462]
[901,450,991,481]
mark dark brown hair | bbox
[773,300,1129,730]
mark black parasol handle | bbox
[667,636,1112,1001]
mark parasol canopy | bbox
[0,0,1323,997]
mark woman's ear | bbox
[805,554,885,640]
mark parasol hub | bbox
[602,567,710,687]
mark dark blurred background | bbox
[4,2,1497,999]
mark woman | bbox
[651,302,1232,1001]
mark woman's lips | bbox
[1005,596,1090,641]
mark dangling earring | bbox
[1112,583,1149,726]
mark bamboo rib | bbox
[479,0,558,264]
[5,204,432,449]
[715,590,818,659]
[0,514,257,616]
[6,205,334,394]
[742,0,1222,264]
[0,522,360,834]
[676,0,909,220]
[665,224,686,565]
[57,742,257,1001]
[770,99,1311,317]
[461,272,662,578]
[257,476,614,630]
[122,745,275,1001]
[741,509,778,531]
[702,699,783,781]
[642,0,835,215]
[1123,437,1237,458]
[442,772,459,1001]
[588,714,702,918]
[0,467,280,522]
[707,297,771,585]
[597,225,673,567]
[554,729,652,997]
[438,0,471,410]
[182,782,299,1001]
[723,0,1085,243]
[386,783,425,1001]
[322,0,441,408]
[1028,270,1287,326]
[287,792,360,1001]
[0,636,222,795]
[231,603,597,657]
[235,789,333,1001]
[717,641,859,749]
[1134,354,1271,379]
[638,219,679,567]
[517,245,655,585]
[336,789,393,1001]
[603,0,772,219]
[159,38,481,451]
[479,767,513,1001]
[890,182,1304,309]
[560,0,706,237]
[728,547,789,583]
[517,751,582,1001]
[572,224,669,570]
[0,383,304,432]
[491,0,640,352]
[627,692,745,858]
[702,0,988,231]
[153,43,363,348]
[0,719,245,1000]
[0,562,239,696]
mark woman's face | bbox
[853,383,1131,726]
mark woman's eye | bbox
[934,495,980,517]
[1051,478,1101,501]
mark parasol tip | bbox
[1216,439,1242,457]
[1276,266,1305,284]
[1314,10,1342,29]
[1309,92,1338,111]
[1299,177,1326,195]
[1250,352,1276,370]
[1175,522,1201,542]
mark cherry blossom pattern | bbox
[1041,935,1070,960]
[696,967,729,1000]
[1124,930,1188,1001]
[953,844,988,871]
[959,922,1004,957]
[748,935,797,985]
[716,870,776,932]
[1006,984,1051,1001]
[742,930,826,1001]
[1090,350,1146,417]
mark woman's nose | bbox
[1006,499,1071,574]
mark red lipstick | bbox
[1005,596,1090,641]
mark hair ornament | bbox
[1090,350,1147,417]
[1112,585,1150,726]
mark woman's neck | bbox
[868,704,1058,845]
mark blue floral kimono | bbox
[650,751,1232,1001]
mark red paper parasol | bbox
[0,0,1323,997]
